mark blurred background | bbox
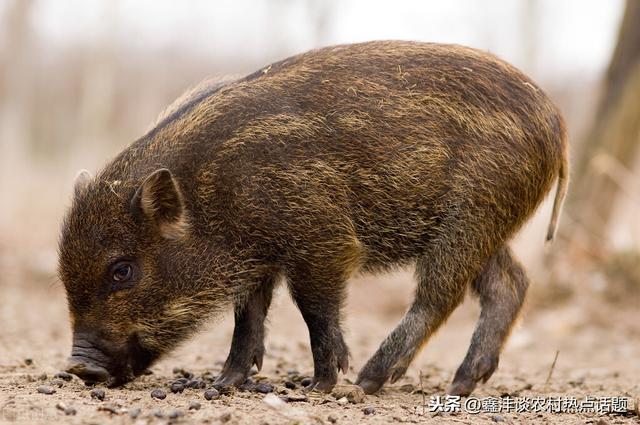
[0,0,638,399]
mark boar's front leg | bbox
[287,268,350,392]
[214,275,276,387]
[447,245,529,396]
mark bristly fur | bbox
[58,41,569,393]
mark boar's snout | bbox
[66,359,110,384]
[66,330,119,385]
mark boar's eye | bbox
[107,260,138,292]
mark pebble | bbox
[55,371,73,381]
[151,388,167,400]
[363,406,376,415]
[50,379,65,388]
[327,414,338,423]
[284,381,296,389]
[129,407,141,418]
[90,388,106,401]
[36,385,55,395]
[56,403,77,416]
[284,394,308,403]
[153,409,164,418]
[490,414,505,422]
[255,383,274,394]
[24,358,34,366]
[204,388,220,400]
[170,382,185,393]
[168,409,183,419]
[189,401,201,410]
[332,384,366,404]
[301,377,312,387]
[97,404,119,414]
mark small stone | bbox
[284,381,296,389]
[284,394,308,402]
[90,388,106,401]
[255,383,274,394]
[97,404,119,414]
[337,397,349,405]
[328,414,338,423]
[301,377,312,387]
[170,382,185,393]
[168,409,183,419]
[37,385,55,395]
[50,379,65,388]
[151,388,167,400]
[490,414,505,422]
[363,406,375,415]
[55,371,73,381]
[24,358,34,366]
[332,384,366,404]
[189,401,201,410]
[129,407,141,418]
[204,388,219,400]
[153,409,164,418]
[56,402,77,415]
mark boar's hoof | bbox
[355,377,385,395]
[446,380,476,397]
[305,377,337,393]
[213,370,249,388]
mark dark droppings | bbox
[170,382,185,393]
[54,371,73,381]
[284,381,296,389]
[301,377,312,387]
[150,388,167,400]
[204,388,219,400]
[90,388,105,400]
[363,406,376,415]
[255,383,274,394]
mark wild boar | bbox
[59,40,569,396]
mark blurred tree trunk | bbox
[571,0,640,243]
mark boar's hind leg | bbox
[287,270,349,393]
[447,245,528,396]
[214,274,277,387]
[356,252,468,394]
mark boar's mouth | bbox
[67,332,159,387]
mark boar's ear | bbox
[131,168,189,240]
[73,169,93,197]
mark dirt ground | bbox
[0,240,638,425]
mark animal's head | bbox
[58,168,212,386]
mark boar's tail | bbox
[545,131,570,242]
